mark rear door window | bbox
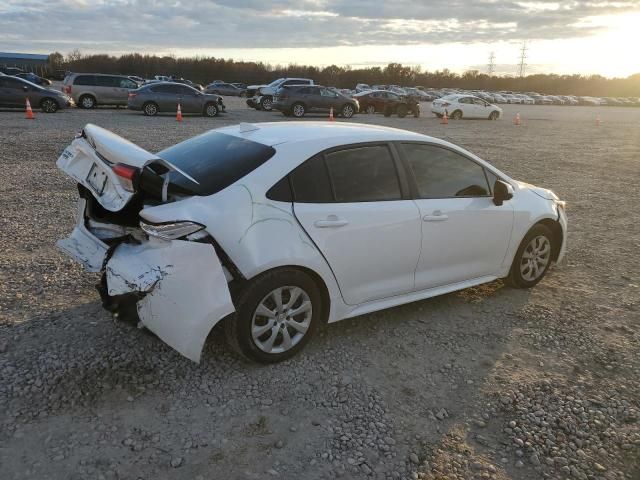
[290,155,333,203]
[94,76,117,87]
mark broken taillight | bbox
[112,163,138,192]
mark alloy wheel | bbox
[251,286,312,354]
[144,103,157,116]
[342,105,354,118]
[292,104,305,117]
[520,235,551,282]
[206,104,218,117]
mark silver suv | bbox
[62,73,139,108]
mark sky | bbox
[1,0,639,77]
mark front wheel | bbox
[225,269,322,363]
[40,98,59,113]
[341,103,355,118]
[204,103,219,117]
[451,110,463,120]
[506,224,555,288]
[260,96,273,111]
[489,111,499,120]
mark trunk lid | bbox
[57,123,197,212]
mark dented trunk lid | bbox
[57,123,198,212]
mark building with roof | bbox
[0,52,50,74]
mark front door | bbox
[398,142,514,290]
[292,144,422,305]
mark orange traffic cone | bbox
[514,112,521,126]
[440,110,448,124]
[25,98,35,120]
[596,115,601,127]
[176,103,183,122]
[329,107,335,122]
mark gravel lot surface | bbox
[0,99,639,480]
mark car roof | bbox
[216,122,437,148]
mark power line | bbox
[518,41,528,77]
[488,51,496,75]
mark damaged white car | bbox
[57,122,567,363]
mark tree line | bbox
[48,51,640,97]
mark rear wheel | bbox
[292,102,306,118]
[397,104,408,118]
[204,103,219,117]
[143,102,158,116]
[451,110,463,120]
[225,269,322,363]
[489,111,499,120]
[341,103,355,118]
[79,94,96,109]
[40,98,59,113]
[506,224,555,288]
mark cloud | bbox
[0,0,638,54]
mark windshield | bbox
[156,131,276,196]
[267,78,284,87]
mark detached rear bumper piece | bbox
[105,239,235,362]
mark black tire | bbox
[383,106,393,117]
[40,98,59,113]
[143,102,158,116]
[451,110,463,120]
[204,102,219,117]
[260,96,273,111]
[341,103,355,118]
[365,104,376,114]
[291,102,306,118]
[79,94,96,109]
[505,224,555,289]
[397,104,408,118]
[489,111,499,120]
[225,268,322,363]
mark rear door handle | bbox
[314,216,349,228]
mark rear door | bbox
[292,144,421,305]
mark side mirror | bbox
[493,179,514,206]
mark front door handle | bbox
[314,215,349,228]
[422,211,449,222]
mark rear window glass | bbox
[156,131,276,196]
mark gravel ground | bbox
[0,99,639,480]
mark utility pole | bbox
[488,51,496,75]
[518,41,528,77]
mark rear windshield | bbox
[156,131,276,196]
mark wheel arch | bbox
[535,218,563,262]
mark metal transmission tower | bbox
[518,41,528,77]
[488,51,496,75]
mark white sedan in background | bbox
[57,122,566,364]
[431,94,503,120]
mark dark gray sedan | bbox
[205,82,247,97]
[127,82,225,117]
[0,76,73,112]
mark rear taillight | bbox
[128,92,137,98]
[64,85,72,94]
[112,163,138,192]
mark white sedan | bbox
[57,122,567,363]
[431,94,502,120]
